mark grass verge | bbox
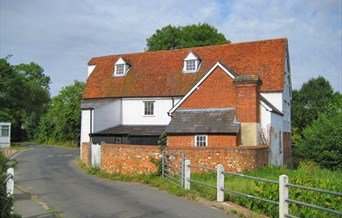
[77,159,267,217]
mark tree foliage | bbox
[294,95,342,171]
[0,57,50,141]
[36,81,85,145]
[146,23,230,51]
[291,76,334,137]
[292,76,341,170]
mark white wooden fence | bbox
[181,160,342,218]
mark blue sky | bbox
[1,0,341,96]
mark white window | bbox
[115,64,125,75]
[144,101,154,116]
[186,60,196,71]
[183,52,200,73]
[1,125,9,137]
[195,135,207,147]
[114,57,130,77]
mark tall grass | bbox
[79,160,341,218]
[188,163,342,217]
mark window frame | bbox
[186,60,196,71]
[195,135,208,147]
[1,125,10,137]
[144,101,155,116]
[183,52,201,73]
[114,57,130,77]
[115,64,125,76]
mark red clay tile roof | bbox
[83,38,287,99]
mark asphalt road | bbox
[14,144,234,218]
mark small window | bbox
[144,101,154,116]
[1,125,9,137]
[183,52,200,73]
[195,135,207,147]
[186,60,196,71]
[114,57,130,77]
[116,64,125,75]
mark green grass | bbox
[80,162,191,197]
[78,160,342,218]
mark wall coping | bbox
[96,143,269,151]
[167,145,268,151]
[102,143,160,149]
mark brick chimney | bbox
[234,75,262,146]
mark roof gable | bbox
[83,38,287,99]
[169,62,237,113]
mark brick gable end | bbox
[179,67,236,109]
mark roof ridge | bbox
[89,38,288,61]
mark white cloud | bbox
[1,0,341,95]
[218,0,341,92]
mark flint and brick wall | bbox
[101,144,160,174]
[81,143,269,174]
[167,135,238,147]
[167,145,268,172]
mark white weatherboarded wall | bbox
[80,110,92,145]
[122,97,180,125]
[93,100,121,132]
[260,104,284,166]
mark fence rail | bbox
[162,157,342,218]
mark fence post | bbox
[279,174,289,218]
[181,153,185,188]
[161,151,165,178]
[6,168,14,197]
[217,164,224,202]
[184,160,190,191]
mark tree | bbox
[294,95,342,170]
[0,57,50,141]
[146,23,230,51]
[292,76,335,138]
[15,62,50,91]
[36,81,85,146]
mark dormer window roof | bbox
[183,52,201,73]
[114,57,130,77]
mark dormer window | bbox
[114,57,130,77]
[116,64,125,75]
[183,52,201,73]
[186,60,196,71]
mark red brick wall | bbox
[179,67,237,109]
[167,135,238,147]
[235,82,260,122]
[101,144,160,174]
[283,132,293,168]
[167,145,269,172]
[96,143,268,174]
[81,142,269,174]
[81,142,90,166]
